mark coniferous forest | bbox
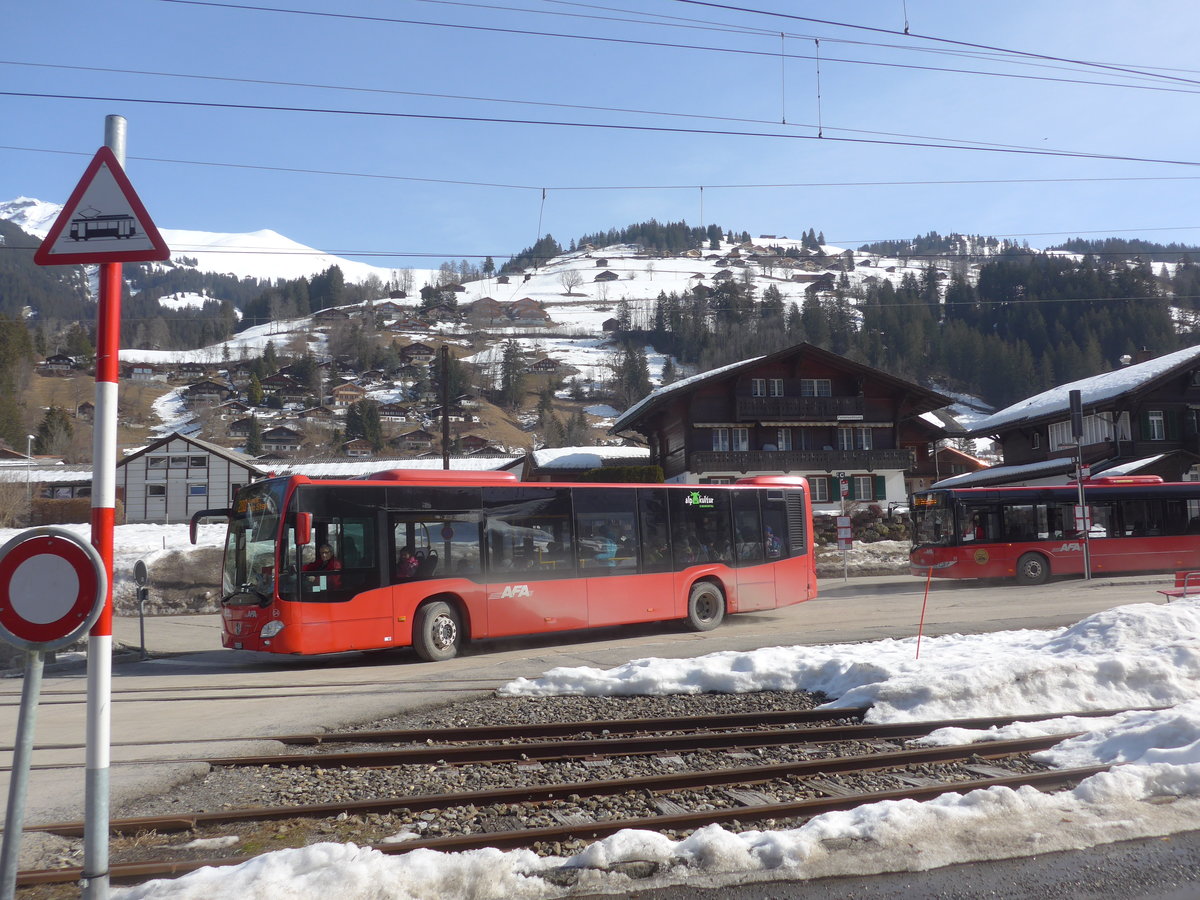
[2,212,1199,413]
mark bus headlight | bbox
[260,620,284,639]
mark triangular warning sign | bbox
[34,147,170,266]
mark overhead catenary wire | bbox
[663,0,1200,89]
[2,58,1166,158]
[144,0,1200,96]
[9,142,1200,195]
[4,90,1199,170]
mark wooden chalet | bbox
[609,342,952,509]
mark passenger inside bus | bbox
[396,546,418,579]
[593,527,618,567]
[963,515,985,541]
[303,544,342,589]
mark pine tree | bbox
[246,417,263,456]
[360,399,383,450]
[499,340,526,409]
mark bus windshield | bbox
[223,479,288,602]
[911,493,956,547]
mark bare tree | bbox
[0,481,29,528]
[560,269,584,296]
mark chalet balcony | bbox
[734,396,865,422]
[690,448,915,474]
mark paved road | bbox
[0,571,1187,877]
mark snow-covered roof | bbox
[931,457,1074,489]
[966,344,1200,435]
[531,446,650,469]
[0,465,92,485]
[265,456,522,478]
[1094,454,1166,476]
[610,356,764,433]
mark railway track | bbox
[12,707,1117,891]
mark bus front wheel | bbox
[412,600,461,661]
[1016,552,1050,586]
[686,582,726,631]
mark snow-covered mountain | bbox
[0,196,417,285]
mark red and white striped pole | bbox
[82,114,125,900]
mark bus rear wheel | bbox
[413,600,461,661]
[686,582,726,631]
[1016,552,1050,586]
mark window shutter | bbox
[846,478,856,500]
[1140,411,1151,438]
[1167,411,1181,441]
[874,475,886,500]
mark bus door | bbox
[668,488,736,612]
[573,488,653,627]
[732,490,775,610]
[290,486,388,651]
[484,487,585,636]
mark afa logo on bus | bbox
[499,584,533,598]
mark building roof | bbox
[964,344,1200,436]
[530,446,651,469]
[931,457,1075,489]
[119,431,265,473]
[610,343,952,435]
[264,456,523,478]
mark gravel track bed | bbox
[23,692,1056,897]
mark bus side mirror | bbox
[295,512,312,547]
[189,508,231,544]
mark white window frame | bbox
[188,483,208,497]
[147,483,167,497]
[751,378,766,397]
[801,378,832,397]
[776,428,792,451]
[838,427,871,450]
[853,475,874,500]
[712,428,730,452]
[769,378,784,397]
[732,427,749,452]
[1148,410,1166,441]
[810,477,830,502]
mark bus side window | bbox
[637,488,673,572]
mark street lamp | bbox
[25,434,35,517]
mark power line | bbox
[9,142,1200,193]
[145,0,1200,97]
[0,58,1162,159]
[663,0,1200,88]
[4,91,1199,169]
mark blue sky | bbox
[4,1,1200,268]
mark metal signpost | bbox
[0,528,106,900]
[33,116,169,900]
[1070,390,1092,580]
[836,515,853,581]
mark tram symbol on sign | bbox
[68,207,138,242]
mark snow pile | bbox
[115,596,1200,899]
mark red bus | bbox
[192,470,816,661]
[910,476,1200,584]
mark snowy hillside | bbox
[0,196,421,285]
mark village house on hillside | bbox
[261,425,304,454]
[118,432,265,524]
[609,342,951,510]
[952,345,1200,487]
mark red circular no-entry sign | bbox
[0,527,106,651]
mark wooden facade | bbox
[610,342,950,509]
